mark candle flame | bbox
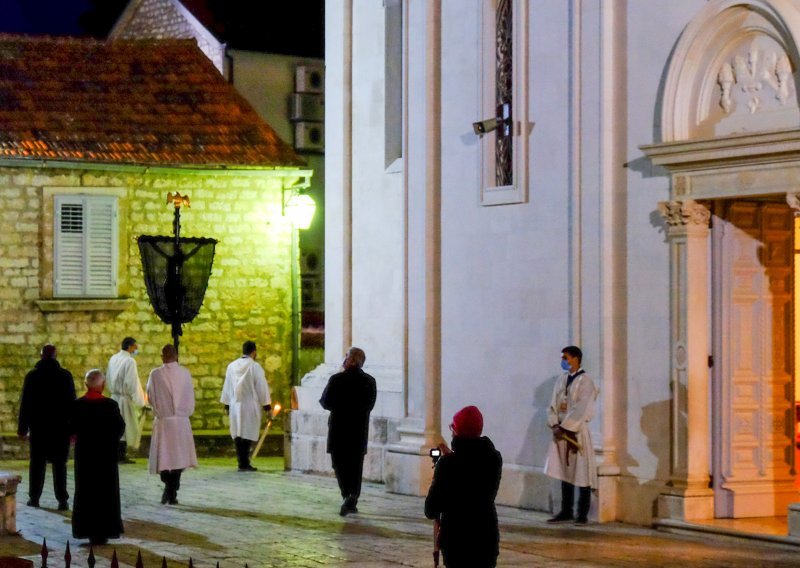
[272,403,282,417]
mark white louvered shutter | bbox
[54,195,118,298]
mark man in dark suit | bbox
[320,346,377,516]
[17,344,76,510]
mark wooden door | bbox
[712,201,795,518]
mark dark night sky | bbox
[0,0,98,35]
[0,0,324,58]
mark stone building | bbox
[0,36,309,441]
[110,0,328,379]
[290,0,800,535]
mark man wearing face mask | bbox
[106,337,146,463]
[544,345,598,525]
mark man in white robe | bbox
[146,344,198,505]
[220,340,271,471]
[106,337,146,463]
[544,345,598,525]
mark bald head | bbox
[343,347,366,370]
[85,369,105,392]
[41,344,57,360]
[161,344,178,363]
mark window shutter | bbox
[85,198,118,297]
[54,195,118,298]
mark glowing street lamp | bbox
[284,191,316,229]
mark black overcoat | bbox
[425,436,503,568]
[71,395,125,540]
[17,358,76,459]
[319,367,377,456]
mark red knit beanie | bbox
[451,406,483,438]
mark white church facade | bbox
[290,0,800,528]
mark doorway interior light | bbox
[283,188,316,230]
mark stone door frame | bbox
[641,0,800,521]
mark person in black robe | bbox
[17,344,76,510]
[71,369,125,545]
[425,406,503,568]
[319,346,377,516]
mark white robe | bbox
[146,362,198,474]
[220,356,271,442]
[544,370,598,488]
[106,350,146,449]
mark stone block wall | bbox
[0,166,295,434]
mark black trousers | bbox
[560,480,591,519]
[29,434,69,504]
[331,451,365,501]
[234,437,252,468]
[159,469,182,500]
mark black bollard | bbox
[64,541,71,568]
[40,537,47,568]
[87,546,95,568]
[136,550,144,568]
[111,550,119,568]
[162,556,167,568]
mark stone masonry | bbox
[0,166,296,435]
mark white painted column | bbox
[385,0,443,496]
[324,0,353,363]
[657,199,714,521]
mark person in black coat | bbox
[425,406,503,568]
[71,369,125,546]
[319,346,377,516]
[17,344,76,510]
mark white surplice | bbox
[106,350,146,449]
[146,361,198,474]
[543,370,598,488]
[220,356,271,442]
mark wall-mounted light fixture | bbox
[283,187,317,230]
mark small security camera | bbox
[473,117,500,137]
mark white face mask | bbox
[132,349,139,356]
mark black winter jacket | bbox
[425,436,503,567]
[17,358,76,437]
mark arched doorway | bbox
[642,0,800,521]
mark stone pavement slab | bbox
[3,458,800,567]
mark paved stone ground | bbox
[3,457,800,567]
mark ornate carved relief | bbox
[717,49,793,115]
[658,200,711,228]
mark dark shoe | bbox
[168,498,179,505]
[160,488,169,505]
[26,499,39,508]
[546,511,574,524]
[57,500,69,511]
[237,465,258,472]
[574,517,589,525]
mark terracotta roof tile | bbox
[0,35,303,168]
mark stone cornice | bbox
[641,129,800,172]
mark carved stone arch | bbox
[662,0,800,142]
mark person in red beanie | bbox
[425,405,502,568]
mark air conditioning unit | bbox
[294,122,324,152]
[295,65,324,94]
[290,93,324,122]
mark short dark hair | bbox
[561,345,583,363]
[121,337,137,351]
[242,341,257,355]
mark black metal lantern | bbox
[138,193,217,353]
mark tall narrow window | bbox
[54,195,118,298]
[495,0,513,187]
[480,0,527,206]
[385,0,403,168]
